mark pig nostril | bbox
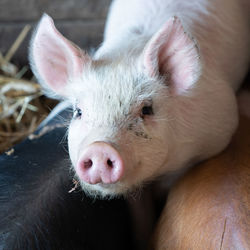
[77,142,124,184]
[107,159,113,168]
[84,159,93,169]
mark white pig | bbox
[29,0,250,197]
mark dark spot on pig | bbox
[131,27,143,35]
[108,95,111,99]
[165,72,171,82]
[128,123,133,131]
[135,131,151,139]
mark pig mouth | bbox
[95,181,128,193]
[77,179,133,198]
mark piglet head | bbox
[30,14,201,198]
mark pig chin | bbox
[78,180,134,198]
[75,166,144,198]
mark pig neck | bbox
[163,79,239,175]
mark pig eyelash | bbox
[73,107,82,119]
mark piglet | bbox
[29,0,250,197]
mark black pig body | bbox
[0,108,138,250]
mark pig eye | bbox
[141,105,154,117]
[73,107,82,119]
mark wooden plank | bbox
[0,0,111,21]
[0,20,105,65]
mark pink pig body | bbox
[30,0,250,197]
[98,0,249,92]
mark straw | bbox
[0,25,57,153]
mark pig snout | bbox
[76,142,124,184]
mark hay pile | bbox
[0,25,57,153]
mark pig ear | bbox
[29,14,90,97]
[143,16,201,95]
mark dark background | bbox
[0,0,112,66]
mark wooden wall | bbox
[0,0,112,66]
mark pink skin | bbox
[143,17,201,95]
[76,142,124,184]
[31,14,88,95]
